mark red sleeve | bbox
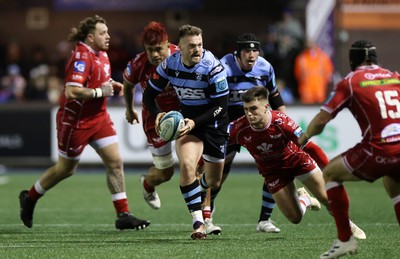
[302,141,329,169]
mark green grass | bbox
[0,169,398,259]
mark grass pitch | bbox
[0,168,398,259]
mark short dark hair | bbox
[242,86,269,103]
[349,40,378,71]
[178,24,202,39]
[68,15,106,42]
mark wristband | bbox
[92,88,103,98]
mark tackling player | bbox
[230,86,365,240]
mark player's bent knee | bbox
[283,210,302,224]
[153,153,174,170]
[288,215,302,224]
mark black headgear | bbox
[236,33,261,57]
[349,40,378,71]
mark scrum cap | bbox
[349,40,378,71]
[236,33,260,57]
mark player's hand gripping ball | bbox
[158,111,185,142]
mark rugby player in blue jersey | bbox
[143,24,229,240]
[200,33,286,234]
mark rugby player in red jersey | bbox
[298,40,400,259]
[19,15,150,230]
[229,86,365,241]
[123,21,180,210]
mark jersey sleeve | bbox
[148,59,170,92]
[123,59,138,85]
[322,79,351,118]
[65,52,91,87]
[265,64,278,95]
[208,62,229,98]
[302,141,329,168]
[228,119,240,145]
[275,112,304,143]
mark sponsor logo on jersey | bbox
[72,74,83,81]
[294,127,303,138]
[381,123,400,143]
[195,72,202,81]
[270,134,282,139]
[274,118,283,125]
[214,106,222,117]
[364,73,391,80]
[360,78,400,87]
[268,179,280,188]
[229,89,247,102]
[256,143,272,153]
[152,73,159,80]
[73,61,86,73]
[220,144,226,154]
[244,136,252,141]
[174,86,205,99]
[376,155,399,164]
[152,137,163,143]
[216,77,228,92]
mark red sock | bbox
[113,198,129,215]
[326,183,352,241]
[394,198,400,225]
[28,186,43,202]
[143,178,155,193]
[203,209,211,220]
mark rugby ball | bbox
[159,111,185,142]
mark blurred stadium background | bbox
[1,0,400,168]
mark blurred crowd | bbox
[0,10,333,106]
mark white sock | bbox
[111,192,127,201]
[298,196,311,215]
[191,210,204,225]
[34,180,46,194]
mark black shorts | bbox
[190,122,229,161]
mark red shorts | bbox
[56,114,116,159]
[259,151,318,194]
[343,143,400,182]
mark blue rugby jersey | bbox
[148,49,229,123]
[220,53,277,107]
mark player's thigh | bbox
[97,142,122,167]
[175,134,203,172]
[272,181,302,221]
[323,155,359,182]
[301,169,328,205]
